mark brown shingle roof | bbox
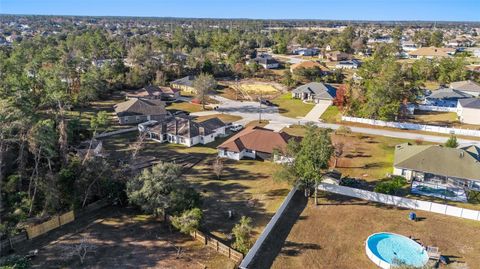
[127,85,179,98]
[217,126,295,154]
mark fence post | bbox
[216,240,219,251]
[228,247,231,258]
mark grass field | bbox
[167,101,206,113]
[186,159,291,242]
[271,193,480,269]
[30,207,235,269]
[239,83,279,94]
[282,125,414,181]
[320,106,341,123]
[272,93,315,118]
[101,131,290,244]
[410,111,459,126]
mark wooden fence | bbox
[166,215,243,264]
[0,232,28,255]
[190,230,244,263]
[26,211,75,239]
[1,199,110,256]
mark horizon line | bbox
[1,13,479,24]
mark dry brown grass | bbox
[271,193,480,269]
[186,159,290,242]
[30,207,235,269]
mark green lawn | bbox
[272,93,314,118]
[282,125,417,181]
[320,105,341,123]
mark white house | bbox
[142,116,227,147]
[457,98,480,125]
[217,126,298,162]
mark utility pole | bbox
[259,92,263,123]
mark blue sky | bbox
[1,0,479,21]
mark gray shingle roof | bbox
[171,75,195,87]
[394,143,480,182]
[292,82,336,100]
[458,98,480,109]
[114,98,167,117]
[150,116,225,138]
[450,80,480,93]
[427,88,473,100]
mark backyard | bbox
[271,193,480,269]
[29,207,235,269]
[101,130,291,244]
[272,93,315,118]
[282,125,414,180]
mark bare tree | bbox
[333,142,344,168]
[61,236,97,265]
[212,157,224,180]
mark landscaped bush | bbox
[374,176,407,195]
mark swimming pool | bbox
[366,232,429,269]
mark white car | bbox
[229,124,244,132]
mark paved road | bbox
[197,96,480,146]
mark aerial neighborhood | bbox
[1,5,480,269]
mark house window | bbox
[245,149,253,153]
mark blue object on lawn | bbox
[409,212,416,221]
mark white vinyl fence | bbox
[318,183,480,221]
[239,186,298,269]
[342,116,480,138]
[416,105,457,113]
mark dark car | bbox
[260,99,274,106]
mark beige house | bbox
[408,46,456,59]
[457,98,480,125]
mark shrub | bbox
[232,216,253,254]
[374,176,407,195]
[171,208,203,234]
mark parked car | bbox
[229,124,243,132]
[260,99,274,106]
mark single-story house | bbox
[247,57,280,69]
[290,61,330,74]
[424,88,474,107]
[335,59,361,69]
[393,143,480,202]
[292,47,319,56]
[114,98,169,125]
[408,46,456,59]
[401,41,417,52]
[142,116,227,147]
[217,126,298,162]
[291,82,336,103]
[324,51,350,61]
[170,75,196,93]
[457,98,480,125]
[449,80,480,97]
[127,85,181,101]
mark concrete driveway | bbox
[303,100,332,121]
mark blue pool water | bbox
[367,233,429,267]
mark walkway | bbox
[303,100,332,121]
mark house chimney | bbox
[199,126,205,136]
[460,151,464,158]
